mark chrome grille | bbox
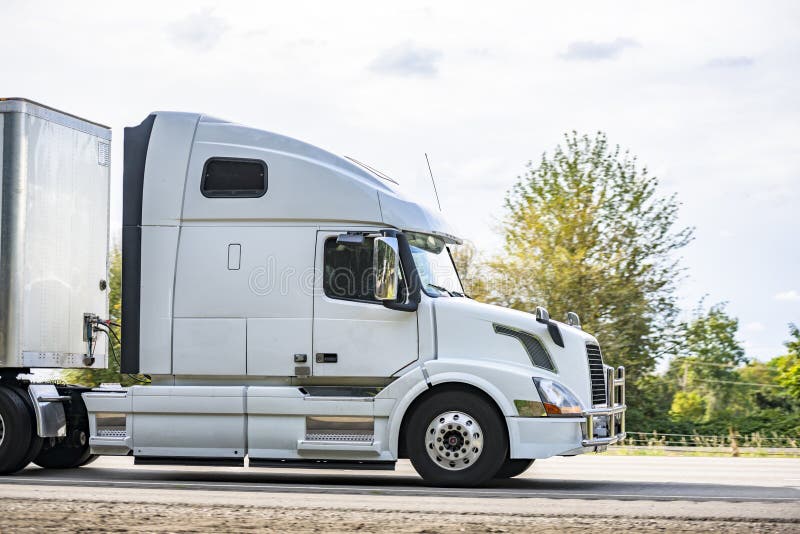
[586,344,607,406]
[97,428,127,438]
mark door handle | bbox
[315,353,338,363]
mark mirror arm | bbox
[382,232,421,312]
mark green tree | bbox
[669,390,707,423]
[737,360,791,411]
[773,324,800,399]
[668,303,747,420]
[490,131,693,382]
[450,241,490,301]
[625,372,680,433]
[62,248,148,387]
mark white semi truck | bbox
[0,98,625,486]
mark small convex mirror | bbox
[373,236,400,301]
[535,306,550,323]
[566,312,581,329]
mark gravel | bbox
[1,497,797,533]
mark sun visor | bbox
[378,191,463,244]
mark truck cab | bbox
[0,103,625,486]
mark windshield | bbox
[407,232,465,297]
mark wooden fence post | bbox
[729,427,740,457]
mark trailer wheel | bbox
[405,389,507,487]
[494,458,534,479]
[0,386,36,474]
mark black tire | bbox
[7,386,43,472]
[34,385,94,470]
[405,389,507,487]
[494,458,534,479]
[76,454,99,467]
[0,386,35,474]
[34,442,93,469]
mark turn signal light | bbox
[543,402,582,416]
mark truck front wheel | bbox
[405,389,507,487]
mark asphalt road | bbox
[1,455,798,532]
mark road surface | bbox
[0,455,798,532]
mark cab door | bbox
[312,230,418,377]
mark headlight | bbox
[533,378,583,417]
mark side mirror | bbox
[373,236,400,301]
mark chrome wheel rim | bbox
[425,411,484,471]
[0,413,5,448]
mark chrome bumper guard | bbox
[582,366,626,448]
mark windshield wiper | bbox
[427,284,469,297]
[427,283,454,297]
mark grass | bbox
[606,431,800,458]
[605,446,800,458]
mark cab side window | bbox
[323,237,378,302]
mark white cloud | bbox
[744,321,765,332]
[167,8,228,52]
[774,290,800,302]
[559,38,639,61]
[368,43,443,78]
[706,56,755,69]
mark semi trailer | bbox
[0,98,625,486]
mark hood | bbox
[432,298,599,408]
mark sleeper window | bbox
[201,158,267,198]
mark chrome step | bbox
[305,432,374,442]
[251,458,395,470]
[297,439,381,453]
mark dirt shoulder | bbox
[1,496,798,533]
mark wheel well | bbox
[397,382,509,459]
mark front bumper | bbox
[581,366,626,448]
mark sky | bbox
[2,0,798,362]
